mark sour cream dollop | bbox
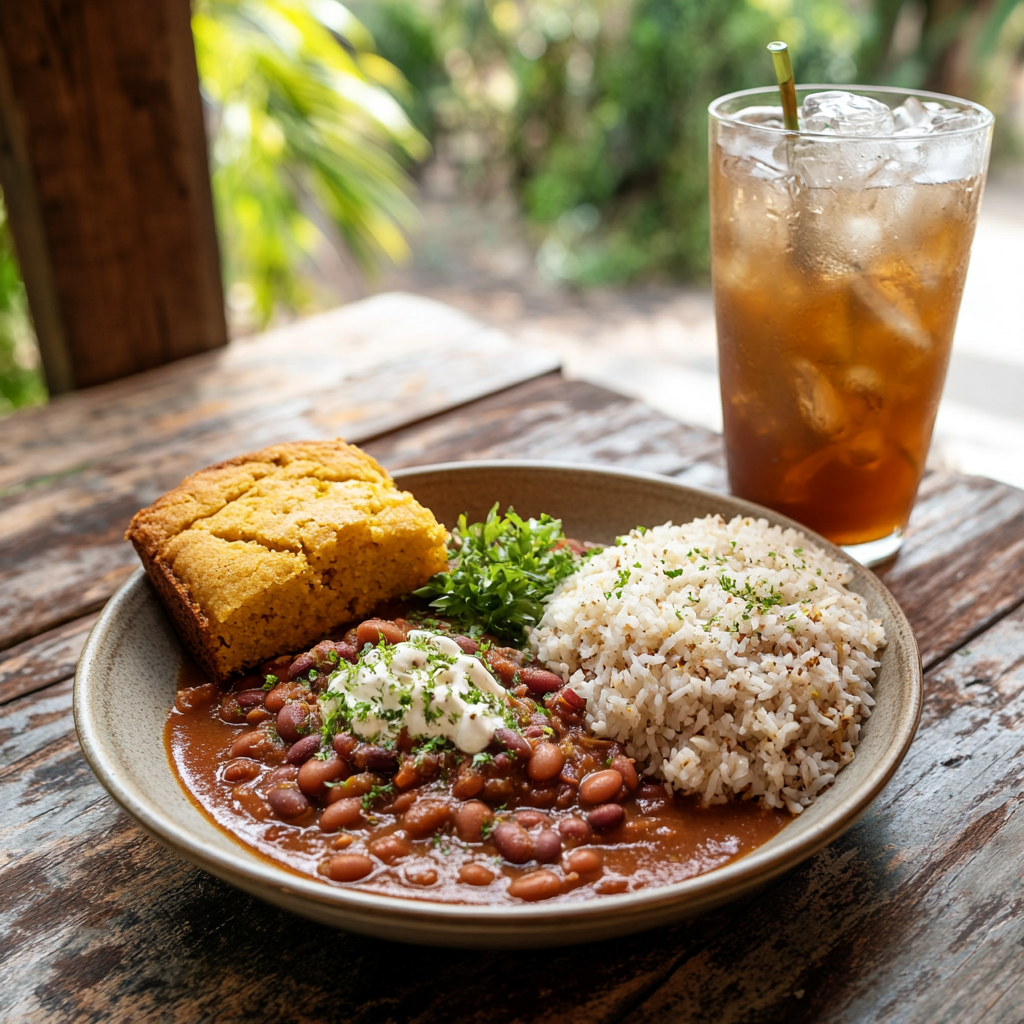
[318,631,510,754]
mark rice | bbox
[529,515,885,814]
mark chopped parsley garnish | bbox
[361,783,393,811]
[414,504,598,642]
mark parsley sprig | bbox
[414,504,595,642]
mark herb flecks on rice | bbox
[529,516,885,814]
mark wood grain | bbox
[365,373,1024,673]
[0,297,559,651]
[880,470,1024,668]
[2,608,1022,1023]
[4,295,1024,1023]
[0,0,226,390]
[620,605,1024,1024]
[0,613,98,705]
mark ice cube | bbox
[893,98,983,136]
[792,359,845,437]
[893,96,930,134]
[801,91,895,137]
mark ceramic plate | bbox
[74,461,921,948]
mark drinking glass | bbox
[709,85,993,565]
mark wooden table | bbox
[3,293,1023,1024]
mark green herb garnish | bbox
[414,504,597,642]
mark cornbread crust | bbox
[125,440,449,682]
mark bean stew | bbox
[167,614,787,905]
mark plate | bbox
[74,461,921,948]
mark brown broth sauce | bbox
[167,659,788,905]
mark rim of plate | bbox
[74,459,922,926]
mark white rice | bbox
[529,516,885,814]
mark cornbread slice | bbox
[126,439,448,682]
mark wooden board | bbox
[2,586,1021,1023]
[4,297,1024,1023]
[0,0,226,390]
[364,373,1024,675]
[0,295,559,651]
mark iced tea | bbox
[709,86,993,560]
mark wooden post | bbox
[0,0,227,394]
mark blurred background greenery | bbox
[2,0,1022,414]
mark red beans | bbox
[507,870,562,902]
[332,732,358,758]
[452,769,484,800]
[527,742,564,781]
[519,666,564,694]
[452,635,479,654]
[454,801,493,842]
[297,752,347,797]
[637,782,672,814]
[484,650,521,685]
[558,816,592,843]
[235,688,266,709]
[221,758,260,783]
[287,652,316,679]
[587,803,626,831]
[405,864,438,886]
[560,687,586,710]
[319,796,364,832]
[276,702,312,743]
[611,755,639,791]
[266,765,298,785]
[494,728,532,760]
[482,778,513,802]
[565,848,603,875]
[311,639,356,667]
[403,798,451,839]
[369,835,412,863]
[265,681,306,713]
[356,618,407,648]
[352,744,398,772]
[533,830,562,863]
[459,863,494,886]
[267,786,309,820]
[390,791,417,814]
[325,853,373,882]
[329,772,378,799]
[229,728,277,760]
[492,822,533,864]
[515,810,548,829]
[578,769,624,805]
[286,735,322,765]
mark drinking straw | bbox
[767,41,799,131]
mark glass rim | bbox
[708,83,994,140]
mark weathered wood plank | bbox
[0,677,725,1023]
[364,374,1024,673]
[0,298,559,651]
[0,293,522,490]
[0,614,97,705]
[0,0,226,390]
[3,606,1023,1022]
[619,606,1024,1024]
[879,471,1024,668]
[364,373,723,478]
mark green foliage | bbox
[370,0,859,286]
[857,0,1024,159]
[0,206,46,415]
[193,0,429,326]
[415,504,592,642]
